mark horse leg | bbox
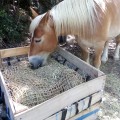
[101,40,109,63]
[79,45,89,63]
[114,35,120,60]
[76,37,89,63]
[93,43,105,69]
[82,47,89,63]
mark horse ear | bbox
[43,11,54,28]
[40,11,54,27]
[30,7,39,19]
[48,14,54,28]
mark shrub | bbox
[0,5,30,48]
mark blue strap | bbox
[76,109,99,120]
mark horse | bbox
[29,0,120,69]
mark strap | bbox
[7,57,11,66]
[61,109,67,120]
[75,102,79,115]
[88,96,92,108]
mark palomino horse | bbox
[29,0,120,69]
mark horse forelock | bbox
[29,13,46,37]
[50,0,109,37]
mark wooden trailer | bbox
[0,46,106,120]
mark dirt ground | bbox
[63,42,120,120]
[99,57,120,120]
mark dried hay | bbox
[1,58,84,107]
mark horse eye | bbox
[35,39,41,43]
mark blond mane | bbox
[30,0,111,38]
[50,0,108,37]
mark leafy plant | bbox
[0,5,30,48]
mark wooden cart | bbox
[0,46,106,120]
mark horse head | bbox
[29,10,57,69]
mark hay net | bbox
[1,57,84,107]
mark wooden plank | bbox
[91,92,103,105]
[0,71,15,120]
[0,46,103,77]
[14,76,105,120]
[45,102,100,120]
[56,47,104,78]
[13,102,28,114]
[0,53,2,67]
[45,91,102,120]
[0,46,29,58]
[0,46,103,76]
[69,102,100,120]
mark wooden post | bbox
[0,51,2,68]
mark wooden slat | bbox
[46,103,100,120]
[69,102,100,120]
[48,96,90,120]
[0,46,104,77]
[13,102,28,114]
[45,91,102,120]
[0,71,15,120]
[56,47,104,77]
[91,92,103,105]
[0,46,29,58]
[0,53,2,67]
[14,76,105,120]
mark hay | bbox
[1,58,84,107]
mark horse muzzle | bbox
[28,56,44,69]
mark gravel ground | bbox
[98,58,120,120]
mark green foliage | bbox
[0,5,30,47]
[37,0,63,14]
[0,0,63,48]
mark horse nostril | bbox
[37,63,42,68]
[29,63,35,69]
[29,62,42,69]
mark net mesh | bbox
[1,58,84,107]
